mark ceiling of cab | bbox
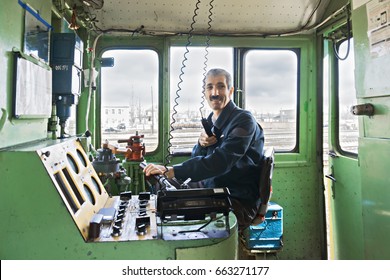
[57,0,332,36]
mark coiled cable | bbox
[200,0,214,119]
[164,0,202,172]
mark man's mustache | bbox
[210,96,222,101]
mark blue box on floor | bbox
[243,202,283,251]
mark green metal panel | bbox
[0,138,238,260]
[271,165,327,259]
[176,235,237,259]
[359,138,390,259]
[326,156,364,259]
[351,3,390,259]
[361,96,390,139]
[324,45,365,259]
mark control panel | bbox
[38,138,231,242]
[88,192,158,242]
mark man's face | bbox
[205,74,234,113]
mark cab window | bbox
[100,49,159,152]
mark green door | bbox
[325,35,364,259]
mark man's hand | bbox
[143,163,174,179]
[198,131,217,147]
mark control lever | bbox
[139,162,177,191]
[180,178,192,189]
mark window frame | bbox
[240,47,301,153]
[334,37,358,158]
[98,47,162,155]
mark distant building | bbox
[252,109,295,123]
[102,106,130,129]
[273,109,295,122]
[102,105,158,131]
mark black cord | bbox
[164,0,202,171]
[200,0,215,119]
[333,8,351,61]
[178,214,224,234]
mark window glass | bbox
[100,49,159,152]
[338,39,358,154]
[169,47,233,153]
[244,50,298,151]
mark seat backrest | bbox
[252,147,275,225]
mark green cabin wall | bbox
[0,0,53,149]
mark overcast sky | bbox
[101,44,355,115]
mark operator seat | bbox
[252,147,275,225]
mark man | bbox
[143,68,264,230]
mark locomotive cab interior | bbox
[1,0,390,273]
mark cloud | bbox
[100,47,298,114]
[101,49,159,106]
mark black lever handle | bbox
[139,162,176,191]
[325,174,336,182]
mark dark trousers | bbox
[230,198,258,231]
